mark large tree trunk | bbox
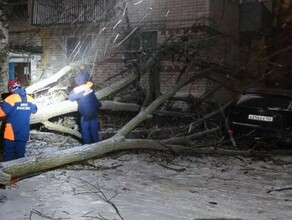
[1,136,291,184]
[0,139,175,183]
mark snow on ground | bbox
[0,131,292,220]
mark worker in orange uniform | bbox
[69,69,102,144]
[0,79,38,161]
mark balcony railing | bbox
[32,0,116,25]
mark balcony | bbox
[32,0,116,26]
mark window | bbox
[66,35,92,62]
[125,31,158,52]
[67,37,79,58]
[8,0,28,20]
[123,31,158,65]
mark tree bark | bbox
[0,138,177,184]
[1,135,291,184]
[42,121,81,138]
[0,2,9,92]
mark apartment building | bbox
[8,0,275,99]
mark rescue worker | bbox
[0,79,38,161]
[68,69,102,144]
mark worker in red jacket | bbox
[69,70,102,144]
[0,79,38,161]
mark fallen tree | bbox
[0,61,228,184]
[2,52,288,185]
[0,52,276,185]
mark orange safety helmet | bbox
[7,79,21,92]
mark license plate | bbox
[248,114,273,122]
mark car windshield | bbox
[236,93,291,109]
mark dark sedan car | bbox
[226,87,292,137]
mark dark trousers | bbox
[81,116,99,144]
[4,139,26,161]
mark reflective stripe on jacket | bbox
[68,81,101,120]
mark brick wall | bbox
[40,0,211,96]
[97,0,211,96]
[125,0,209,28]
